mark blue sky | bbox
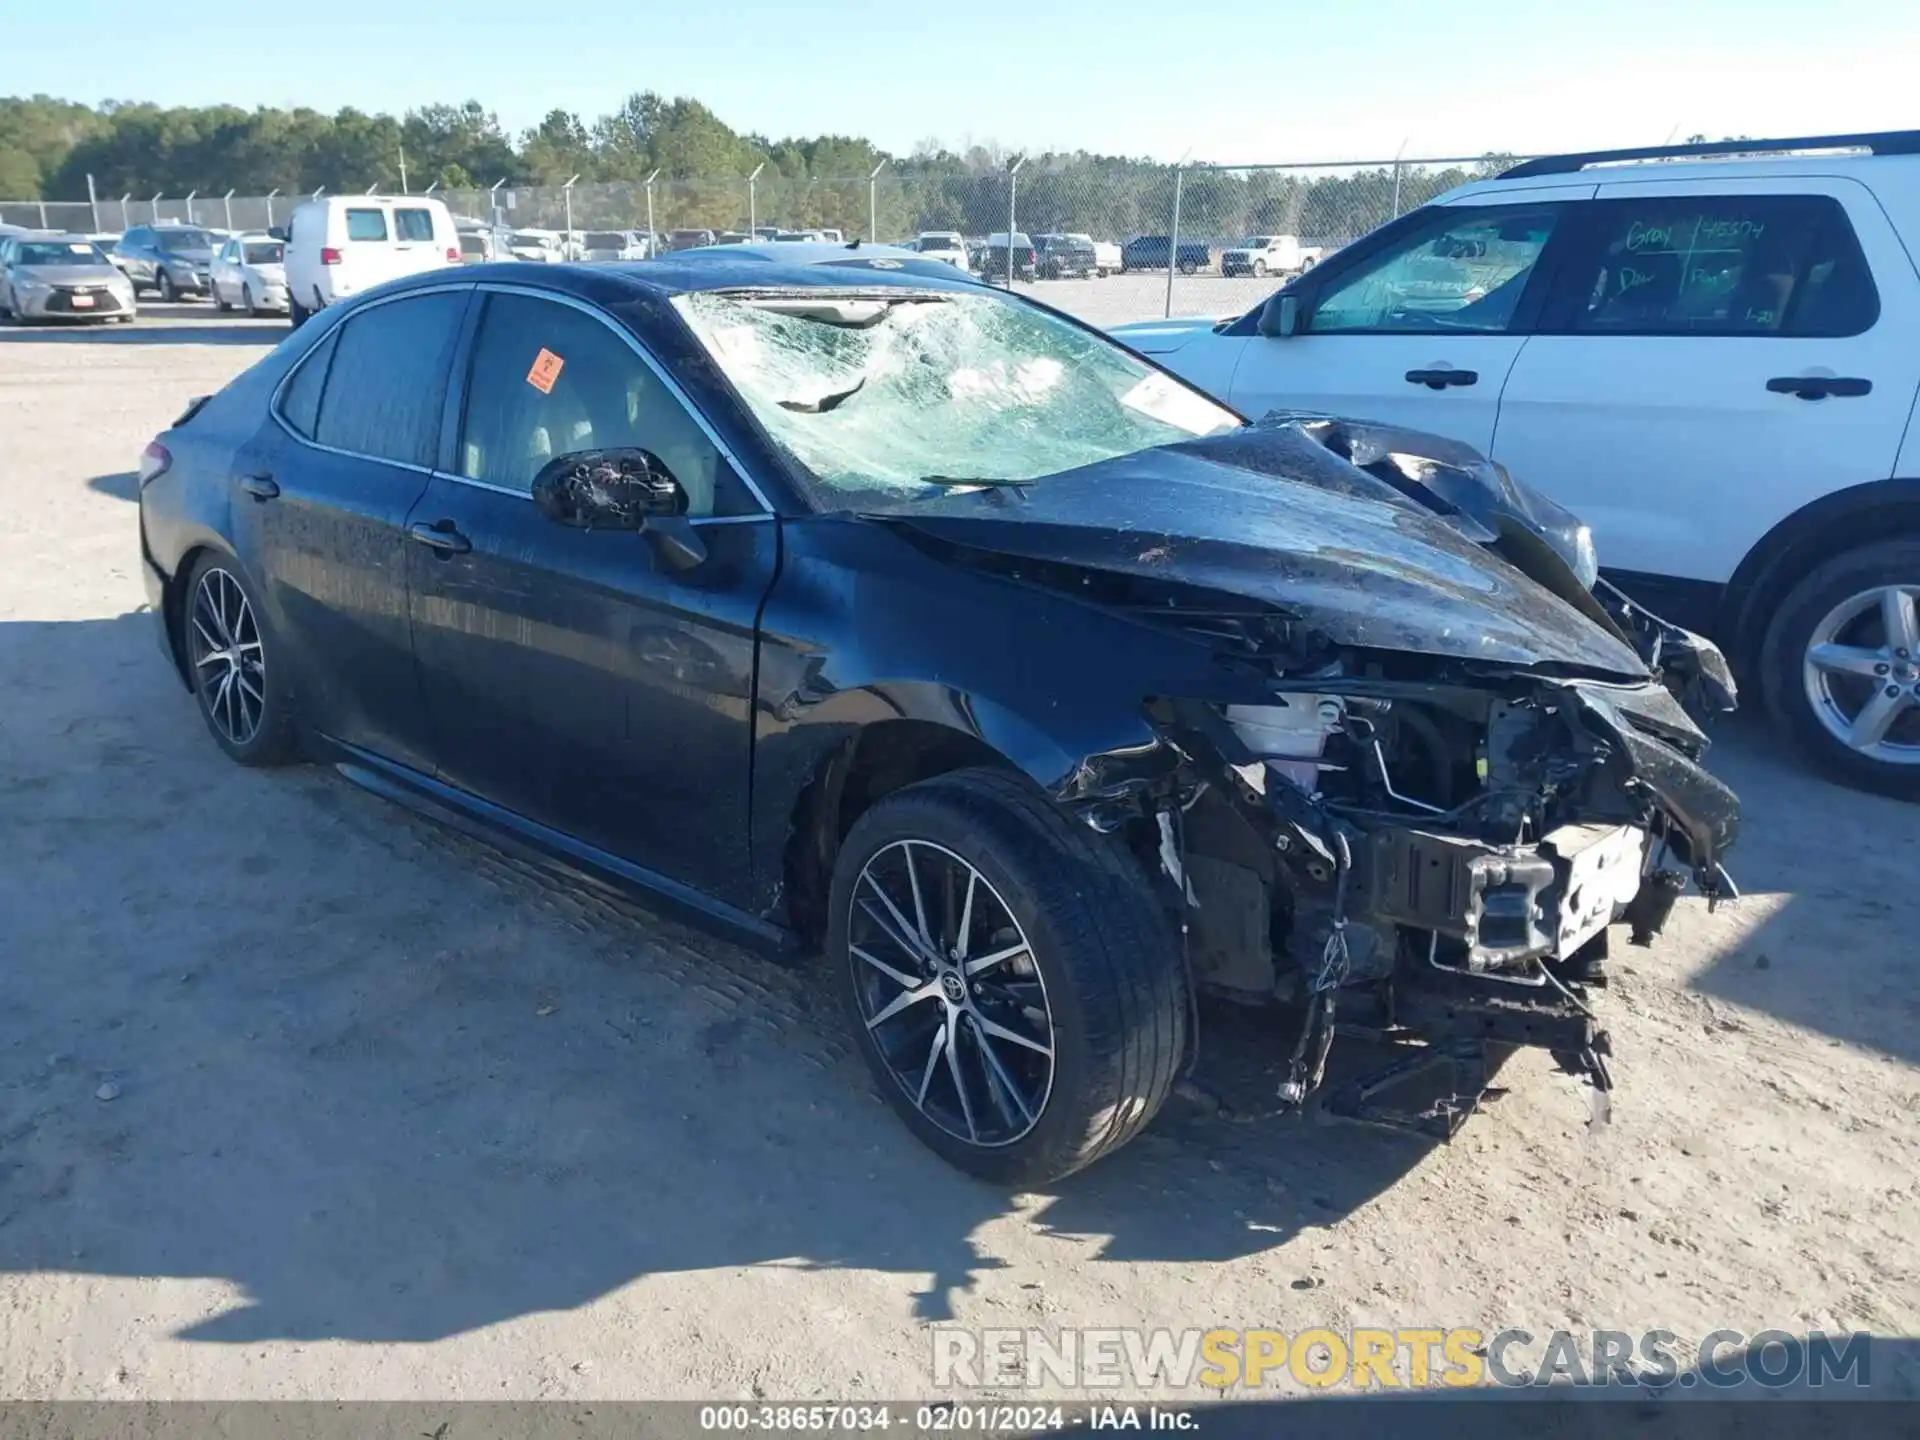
[7,0,1916,163]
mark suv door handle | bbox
[1767,375,1872,400]
[239,473,279,500]
[408,520,471,555]
[1405,368,1478,389]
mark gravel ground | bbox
[1,304,1916,1403]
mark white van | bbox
[283,195,459,326]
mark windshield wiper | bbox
[919,475,1033,489]
[778,377,867,414]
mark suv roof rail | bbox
[1499,130,1920,179]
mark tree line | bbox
[0,92,1515,246]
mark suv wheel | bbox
[1762,539,1920,797]
[1252,259,1268,277]
[157,271,177,303]
[829,767,1187,1185]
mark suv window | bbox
[1554,194,1879,337]
[312,291,465,467]
[394,208,435,243]
[345,209,389,243]
[456,291,756,517]
[1308,204,1561,334]
[122,228,150,248]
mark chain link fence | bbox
[3,154,1523,326]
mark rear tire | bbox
[288,295,309,329]
[1252,260,1267,277]
[243,284,259,318]
[1760,538,1920,798]
[179,552,300,768]
[829,767,1187,1185]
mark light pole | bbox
[184,189,197,224]
[223,188,235,231]
[266,187,280,229]
[151,192,163,225]
[563,174,580,256]
[1005,156,1026,289]
[488,178,507,230]
[644,168,660,253]
[86,173,100,232]
[1389,137,1408,219]
[869,158,889,243]
[747,161,764,237]
[120,193,131,229]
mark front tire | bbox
[157,271,177,303]
[829,767,1187,1185]
[1252,260,1267,277]
[180,553,299,767]
[1761,539,1920,797]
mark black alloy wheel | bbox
[830,768,1187,1185]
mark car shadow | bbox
[0,610,1438,1346]
[1684,715,1920,1068]
[87,471,140,502]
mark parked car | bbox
[138,258,1738,1182]
[506,229,564,263]
[1121,235,1212,274]
[913,231,969,268]
[114,223,218,301]
[86,232,127,269]
[1110,129,1920,795]
[456,230,502,265]
[209,234,289,316]
[1063,232,1121,275]
[581,230,650,261]
[0,233,137,323]
[283,194,459,327]
[1220,234,1323,278]
[979,231,1037,281]
[1034,233,1099,280]
[667,229,718,251]
[671,239,988,284]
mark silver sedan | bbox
[0,235,138,323]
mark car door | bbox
[1490,178,1920,590]
[212,239,237,304]
[390,202,444,277]
[232,285,471,772]
[1224,185,1594,450]
[404,284,777,903]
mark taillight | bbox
[320,247,343,265]
[445,246,460,262]
[138,441,172,487]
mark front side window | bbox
[312,291,465,466]
[457,292,756,517]
[157,230,210,253]
[345,209,389,243]
[1557,194,1879,337]
[1309,205,1560,334]
[674,288,1240,502]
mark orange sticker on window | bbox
[526,347,565,394]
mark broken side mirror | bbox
[1258,291,1301,339]
[532,447,684,531]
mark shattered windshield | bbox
[673,289,1241,500]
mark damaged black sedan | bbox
[138,258,1740,1184]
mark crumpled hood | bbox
[874,427,1650,678]
[1106,314,1231,354]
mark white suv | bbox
[1113,130,1920,796]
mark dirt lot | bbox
[1,305,1916,1403]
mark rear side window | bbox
[394,208,435,242]
[278,330,337,438]
[345,209,388,243]
[313,291,465,467]
[1556,194,1879,337]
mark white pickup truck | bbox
[1061,232,1122,275]
[1219,234,1323,278]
